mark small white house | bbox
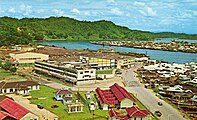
[0,81,40,95]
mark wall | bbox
[21,112,39,120]
[76,79,96,85]
[77,69,96,81]
[97,74,114,79]
[10,52,49,64]
[120,98,134,108]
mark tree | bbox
[2,61,12,70]
[10,66,17,72]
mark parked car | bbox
[158,102,163,106]
[155,111,162,117]
[37,103,43,109]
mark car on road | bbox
[158,102,163,106]
[37,103,43,109]
[155,111,162,117]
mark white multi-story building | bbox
[34,61,96,85]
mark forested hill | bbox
[0,16,197,46]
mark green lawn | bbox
[19,63,35,67]
[0,68,13,76]
[29,86,109,120]
[96,70,112,74]
[0,68,26,81]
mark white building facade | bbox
[35,61,96,85]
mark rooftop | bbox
[0,98,30,119]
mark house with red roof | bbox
[108,106,149,120]
[0,111,16,120]
[96,83,136,110]
[0,98,38,120]
[54,89,72,104]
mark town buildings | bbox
[35,61,96,85]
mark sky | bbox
[0,0,197,34]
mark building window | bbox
[85,71,89,73]
[10,89,13,93]
[80,72,83,74]
[4,89,6,93]
[91,71,93,73]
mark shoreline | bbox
[90,41,197,54]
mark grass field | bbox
[0,68,26,82]
[29,86,108,120]
[96,70,113,74]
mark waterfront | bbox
[39,38,197,64]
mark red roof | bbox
[108,109,128,120]
[108,106,149,120]
[95,88,118,105]
[95,83,136,106]
[0,98,30,119]
[63,97,72,100]
[108,109,120,117]
[110,83,136,102]
[54,90,72,95]
[0,111,16,120]
[126,106,149,117]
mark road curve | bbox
[123,63,185,120]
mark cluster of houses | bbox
[96,83,150,120]
[138,62,197,86]
[91,40,197,53]
[137,61,197,118]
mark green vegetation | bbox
[0,60,17,72]
[1,16,196,46]
[0,68,25,81]
[30,86,108,120]
[19,63,35,67]
[96,70,112,74]
[153,87,159,93]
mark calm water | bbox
[39,38,197,64]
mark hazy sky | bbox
[0,0,197,34]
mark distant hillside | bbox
[0,16,196,46]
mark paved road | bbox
[122,62,185,120]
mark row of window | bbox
[35,62,77,74]
[79,71,94,74]
[19,57,41,60]
[35,64,77,78]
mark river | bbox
[39,38,197,64]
